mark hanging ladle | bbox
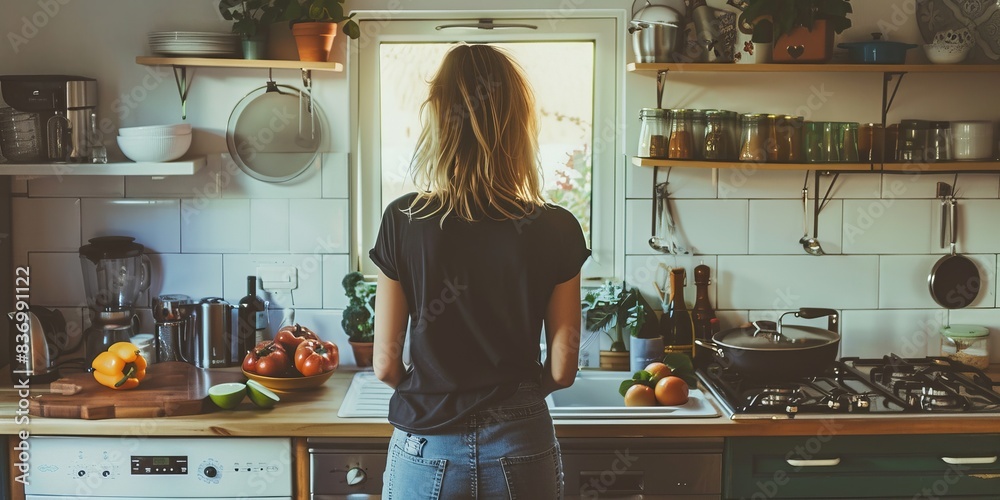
[801,172,825,256]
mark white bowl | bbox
[951,121,995,160]
[923,43,971,64]
[117,133,192,162]
[119,123,192,137]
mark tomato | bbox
[654,376,689,406]
[644,362,673,383]
[294,339,340,377]
[273,324,320,353]
[242,340,291,377]
[624,384,658,407]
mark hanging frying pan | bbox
[929,197,981,308]
[226,79,326,183]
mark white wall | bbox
[2,0,999,364]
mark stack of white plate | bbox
[148,31,240,57]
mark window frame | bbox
[349,10,626,281]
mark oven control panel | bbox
[25,436,291,498]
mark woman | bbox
[369,44,590,499]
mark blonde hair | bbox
[407,44,544,222]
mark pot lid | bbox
[941,324,989,338]
[632,4,682,24]
[79,236,144,263]
[713,321,839,351]
[838,32,918,50]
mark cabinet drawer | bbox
[725,434,1000,499]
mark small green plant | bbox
[583,282,659,352]
[341,272,376,342]
[219,0,283,39]
[738,0,852,43]
[277,0,360,39]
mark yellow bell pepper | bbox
[92,342,147,390]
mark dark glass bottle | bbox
[692,264,720,368]
[237,276,267,357]
[660,268,695,360]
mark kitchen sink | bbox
[339,370,720,419]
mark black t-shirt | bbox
[369,193,591,433]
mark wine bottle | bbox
[237,276,267,357]
[692,263,720,368]
[660,267,695,360]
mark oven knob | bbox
[204,466,218,478]
[77,470,86,477]
[346,467,367,486]
[102,470,110,478]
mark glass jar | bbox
[927,121,953,162]
[897,119,930,162]
[722,110,741,158]
[690,109,708,159]
[703,110,732,160]
[785,115,804,162]
[940,325,990,370]
[840,122,860,163]
[668,109,695,159]
[803,121,825,163]
[638,108,669,158]
[766,115,789,162]
[739,113,767,162]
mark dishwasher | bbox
[309,436,723,499]
[25,436,292,499]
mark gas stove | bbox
[698,354,1000,420]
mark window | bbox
[352,15,622,279]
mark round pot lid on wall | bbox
[226,80,326,183]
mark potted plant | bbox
[277,0,360,62]
[584,282,658,371]
[219,0,284,60]
[738,0,852,63]
[341,272,376,367]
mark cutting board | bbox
[29,361,246,420]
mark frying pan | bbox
[929,197,981,309]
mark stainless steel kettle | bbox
[7,308,57,383]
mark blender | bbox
[79,236,151,367]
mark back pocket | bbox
[385,444,447,500]
[500,444,562,500]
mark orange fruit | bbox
[654,376,689,406]
[644,362,673,383]
[624,384,658,407]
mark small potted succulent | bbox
[738,0,852,63]
[219,0,284,59]
[276,0,361,62]
[341,272,376,367]
[584,282,658,371]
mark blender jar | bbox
[940,324,990,370]
[79,236,151,311]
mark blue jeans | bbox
[382,382,563,499]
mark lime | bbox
[246,379,280,408]
[208,382,247,410]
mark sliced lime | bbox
[208,382,247,410]
[246,379,280,408]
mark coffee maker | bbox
[0,75,97,163]
[79,237,151,367]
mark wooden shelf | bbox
[0,157,205,177]
[628,62,1000,73]
[136,56,343,72]
[631,157,1000,172]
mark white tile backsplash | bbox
[749,199,843,255]
[12,198,81,264]
[81,199,180,253]
[223,254,324,309]
[841,199,935,254]
[957,200,1000,254]
[839,309,946,358]
[879,254,995,309]
[180,199,250,253]
[321,153,350,199]
[250,199,290,253]
[28,253,87,307]
[718,170,882,200]
[626,166,717,199]
[218,154,323,199]
[323,254,352,309]
[125,154,221,198]
[883,173,999,199]
[626,199,748,255]
[717,255,880,310]
[29,176,125,198]
[147,253,225,300]
[289,199,349,254]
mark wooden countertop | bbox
[2,367,999,438]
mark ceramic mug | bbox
[951,121,995,160]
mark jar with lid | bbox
[739,113,767,162]
[703,110,732,160]
[940,325,990,370]
[897,119,929,162]
[926,121,953,162]
[638,108,669,158]
[668,109,695,159]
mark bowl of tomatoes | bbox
[241,324,339,392]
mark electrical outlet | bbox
[257,265,298,292]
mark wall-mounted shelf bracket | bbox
[170,65,193,120]
[880,71,907,127]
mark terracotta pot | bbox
[772,20,834,63]
[349,341,374,368]
[292,22,338,62]
[599,350,630,371]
